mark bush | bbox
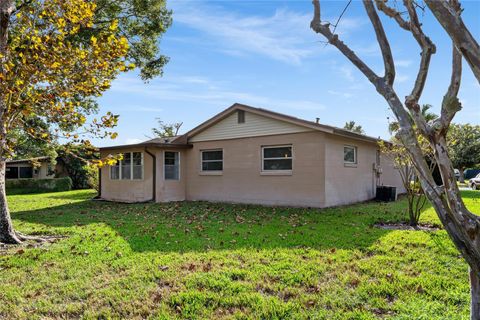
[6,177,72,195]
[85,165,99,191]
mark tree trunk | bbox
[471,268,480,320]
[0,161,21,244]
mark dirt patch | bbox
[374,223,440,231]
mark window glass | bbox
[201,150,223,171]
[132,152,143,179]
[110,162,120,180]
[263,146,292,171]
[264,146,292,159]
[202,150,223,161]
[164,151,179,180]
[263,159,292,171]
[5,167,18,179]
[121,153,131,180]
[19,167,33,179]
[110,152,143,180]
[344,146,357,164]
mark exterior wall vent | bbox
[238,110,245,124]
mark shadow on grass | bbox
[9,189,433,253]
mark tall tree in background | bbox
[447,124,480,183]
[310,0,480,318]
[151,118,183,138]
[343,121,365,134]
[0,0,171,244]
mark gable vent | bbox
[237,110,245,124]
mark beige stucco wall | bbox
[324,135,405,207]
[100,148,154,202]
[185,131,326,207]
[379,155,407,195]
[155,149,187,202]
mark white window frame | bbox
[110,152,144,180]
[200,149,223,173]
[164,151,181,181]
[261,145,293,173]
[344,145,357,166]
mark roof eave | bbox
[99,143,192,152]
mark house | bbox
[6,157,56,180]
[98,103,405,207]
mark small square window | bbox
[344,146,357,164]
[262,146,292,171]
[201,150,223,171]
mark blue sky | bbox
[94,0,480,147]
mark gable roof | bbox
[174,103,383,144]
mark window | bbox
[19,167,33,179]
[110,161,120,180]
[238,110,245,124]
[132,152,143,179]
[201,150,223,171]
[5,167,18,179]
[262,145,292,171]
[164,151,180,180]
[344,146,357,164]
[110,152,143,180]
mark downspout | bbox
[144,148,156,202]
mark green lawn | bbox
[1,190,479,319]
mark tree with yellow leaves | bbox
[0,0,170,244]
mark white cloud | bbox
[171,2,364,65]
[110,74,326,112]
[395,59,413,67]
[327,90,353,99]
[396,74,409,83]
[339,65,355,82]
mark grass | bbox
[1,190,479,319]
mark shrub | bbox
[6,177,72,195]
[85,165,99,191]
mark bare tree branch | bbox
[404,0,436,104]
[363,0,396,85]
[311,0,480,296]
[430,1,463,135]
[310,0,380,84]
[425,0,480,83]
[375,0,410,31]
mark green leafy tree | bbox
[0,0,171,244]
[86,0,172,80]
[9,119,58,167]
[447,124,480,183]
[151,118,183,138]
[56,144,99,190]
[343,121,365,134]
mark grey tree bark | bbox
[0,0,21,244]
[0,161,21,244]
[424,0,480,82]
[311,1,479,319]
